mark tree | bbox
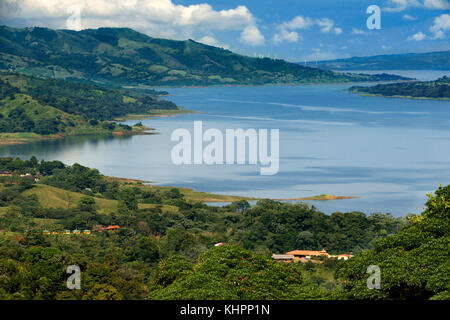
[233,200,250,213]
[335,185,450,300]
[118,188,138,212]
[138,237,160,263]
[149,245,326,300]
[82,284,123,300]
[164,188,183,200]
[78,196,96,212]
[154,255,193,288]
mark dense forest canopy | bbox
[335,185,450,300]
[2,157,438,300]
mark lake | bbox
[1,70,449,216]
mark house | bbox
[271,254,294,263]
[335,254,353,260]
[285,249,330,262]
[98,225,120,232]
[0,170,12,177]
[19,173,32,177]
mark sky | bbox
[0,0,449,61]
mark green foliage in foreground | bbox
[335,185,450,300]
[349,76,450,99]
[0,156,447,300]
[149,245,326,300]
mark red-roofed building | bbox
[285,249,329,262]
[335,254,353,260]
[98,225,120,232]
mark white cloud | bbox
[384,0,420,12]
[384,0,449,11]
[197,35,218,46]
[314,18,342,34]
[196,35,230,49]
[334,27,343,35]
[407,13,449,41]
[240,25,265,46]
[272,15,342,44]
[424,0,450,9]
[272,29,300,43]
[407,31,426,40]
[316,18,334,33]
[429,13,450,39]
[280,16,313,30]
[352,28,366,34]
[304,48,349,62]
[402,14,416,20]
[1,0,264,45]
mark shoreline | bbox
[0,127,155,146]
[0,107,358,204]
[350,92,450,101]
[105,176,358,203]
[114,108,196,121]
[131,78,412,90]
[0,108,191,146]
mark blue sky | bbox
[0,0,449,61]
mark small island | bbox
[349,76,450,100]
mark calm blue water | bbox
[1,70,449,216]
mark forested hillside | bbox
[0,26,408,86]
[0,72,177,136]
[0,157,416,300]
[349,76,450,99]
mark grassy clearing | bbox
[0,124,156,146]
[21,184,178,214]
[0,132,61,145]
[105,177,356,203]
[277,194,359,201]
[105,176,254,203]
[128,183,256,203]
[22,185,118,213]
[114,108,195,121]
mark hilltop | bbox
[0,26,408,86]
[312,51,450,71]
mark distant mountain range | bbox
[308,51,450,71]
[0,26,408,86]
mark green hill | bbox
[313,51,450,70]
[0,26,408,86]
[349,76,450,100]
[0,72,178,142]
